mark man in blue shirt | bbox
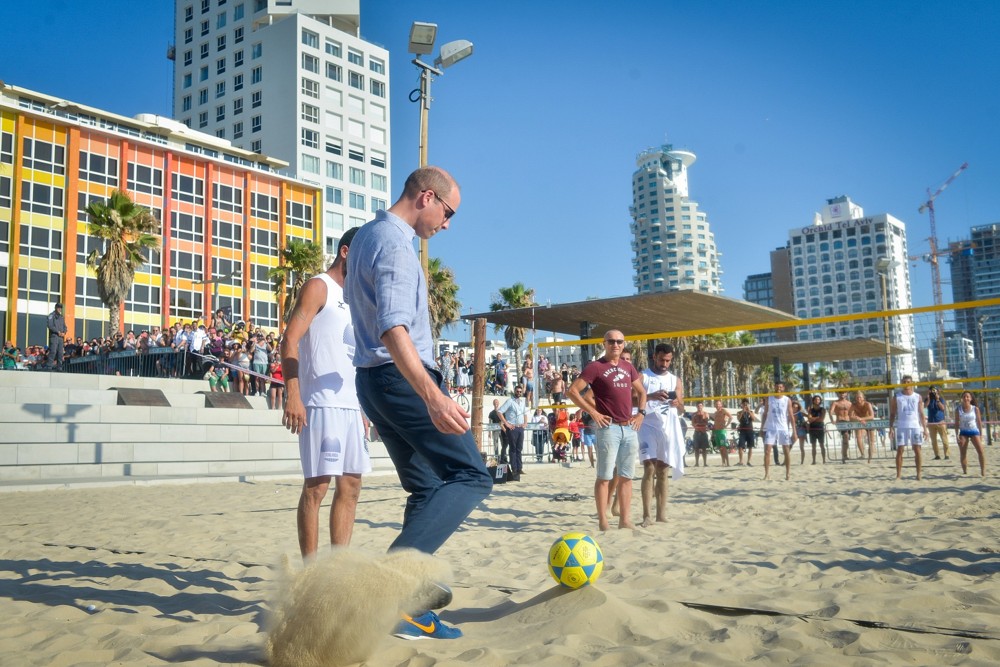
[497,384,528,479]
[345,166,492,640]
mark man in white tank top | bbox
[638,343,685,527]
[281,227,371,557]
[761,381,794,481]
[889,375,927,481]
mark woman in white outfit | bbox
[954,391,986,477]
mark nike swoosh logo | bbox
[404,615,436,633]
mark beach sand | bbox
[1,452,998,666]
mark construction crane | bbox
[917,161,968,371]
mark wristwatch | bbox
[637,409,646,415]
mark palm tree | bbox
[269,239,325,322]
[813,365,832,390]
[830,369,853,390]
[427,257,461,340]
[84,190,160,336]
[489,282,536,371]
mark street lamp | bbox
[408,21,474,281]
[978,314,992,446]
[876,257,896,385]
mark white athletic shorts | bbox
[894,427,924,448]
[764,428,793,447]
[299,406,371,478]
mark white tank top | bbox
[958,404,978,432]
[642,368,678,415]
[894,392,922,429]
[765,395,791,431]
[298,274,358,409]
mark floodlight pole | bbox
[978,315,992,446]
[413,58,442,283]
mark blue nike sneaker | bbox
[393,611,463,640]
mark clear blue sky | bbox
[4,1,998,340]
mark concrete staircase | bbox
[0,370,393,491]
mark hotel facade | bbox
[0,83,319,349]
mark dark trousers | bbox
[48,335,64,368]
[507,426,524,474]
[357,363,493,554]
[499,428,509,463]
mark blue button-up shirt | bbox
[499,396,528,427]
[345,210,435,369]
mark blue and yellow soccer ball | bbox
[547,532,603,589]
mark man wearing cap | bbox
[46,303,67,370]
[281,226,370,556]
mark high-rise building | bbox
[0,82,319,348]
[942,331,975,378]
[788,195,915,383]
[171,0,390,254]
[948,222,1000,380]
[629,143,722,294]
[743,272,776,344]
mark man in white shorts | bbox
[637,343,685,527]
[761,380,794,480]
[889,375,927,481]
[281,227,371,557]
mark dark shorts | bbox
[693,431,710,450]
[738,430,755,450]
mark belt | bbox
[612,420,631,426]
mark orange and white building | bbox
[0,82,320,348]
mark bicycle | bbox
[452,385,471,412]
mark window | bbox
[233,73,243,90]
[251,42,262,59]
[216,104,225,121]
[233,97,243,114]
[201,0,209,13]
[200,65,208,81]
[172,173,205,205]
[251,115,261,132]
[78,151,119,186]
[286,200,313,229]
[200,19,209,36]
[301,154,320,174]
[302,53,319,73]
[22,138,66,175]
[251,227,277,256]
[215,128,225,139]
[184,27,193,44]
[325,39,341,57]
[250,300,278,329]
[302,77,319,98]
[325,138,342,155]
[183,73,192,88]
[325,186,342,205]
[347,48,363,66]
[216,11,226,28]
[183,49,193,66]
[370,79,385,97]
[199,88,208,104]
[198,111,208,128]
[215,81,225,97]
[251,66,261,84]
[348,145,364,162]
[349,167,365,186]
[251,90,261,107]
[348,71,363,90]
[171,212,205,243]
[185,5,194,21]
[371,173,386,192]
[301,102,319,123]
[251,193,278,221]
[250,139,261,153]
[232,121,243,139]
[127,163,163,196]
[369,57,384,74]
[349,192,365,210]
[182,95,192,111]
[233,26,243,43]
[302,29,319,49]
[19,223,63,259]
[19,182,64,217]
[301,128,319,148]
[370,150,386,169]
[217,34,226,51]
[216,57,226,74]
[201,43,210,59]
[213,185,243,216]
[326,161,343,180]
[233,3,244,20]
[348,119,364,138]
[371,198,386,212]
[325,62,342,82]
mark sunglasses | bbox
[604,339,625,345]
[422,189,455,219]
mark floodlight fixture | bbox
[434,39,474,69]
[409,21,437,55]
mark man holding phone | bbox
[637,343,684,527]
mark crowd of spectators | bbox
[4,309,285,409]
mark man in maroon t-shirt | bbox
[567,329,647,531]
